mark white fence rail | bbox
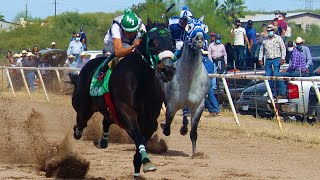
[1,66,320,131]
[0,66,80,101]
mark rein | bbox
[135,28,161,70]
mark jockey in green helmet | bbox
[96,9,146,80]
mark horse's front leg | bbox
[133,120,158,179]
[117,102,156,176]
[94,117,112,149]
[161,103,177,136]
[181,107,189,136]
[190,101,205,155]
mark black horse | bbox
[70,21,176,178]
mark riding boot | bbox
[95,53,115,80]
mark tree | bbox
[0,14,4,21]
[218,0,246,25]
[13,11,41,22]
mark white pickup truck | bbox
[275,79,320,122]
[236,77,320,123]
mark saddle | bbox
[89,58,124,128]
[90,57,120,96]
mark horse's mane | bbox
[145,17,168,32]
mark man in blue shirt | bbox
[245,20,257,68]
[80,27,87,51]
[202,49,221,117]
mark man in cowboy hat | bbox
[296,37,313,73]
[277,36,308,97]
[65,54,78,75]
[78,51,89,68]
[23,52,37,93]
[258,24,286,97]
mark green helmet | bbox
[121,9,139,32]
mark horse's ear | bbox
[147,17,154,31]
[199,15,204,22]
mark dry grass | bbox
[195,110,320,146]
[2,87,320,147]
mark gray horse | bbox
[161,16,209,155]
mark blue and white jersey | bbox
[168,16,187,42]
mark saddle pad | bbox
[90,64,112,96]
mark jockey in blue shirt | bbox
[169,6,194,126]
[168,6,193,59]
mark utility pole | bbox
[25,3,28,21]
[300,0,317,10]
[54,0,57,18]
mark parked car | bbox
[83,50,104,60]
[236,79,320,123]
[215,78,263,107]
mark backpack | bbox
[285,26,292,38]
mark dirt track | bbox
[0,94,320,180]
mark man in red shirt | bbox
[275,11,287,41]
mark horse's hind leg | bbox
[190,102,205,155]
[73,111,94,140]
[94,117,111,149]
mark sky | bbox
[0,0,319,22]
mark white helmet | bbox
[180,6,193,19]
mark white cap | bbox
[51,42,56,45]
[21,50,27,54]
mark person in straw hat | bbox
[23,52,37,93]
[276,36,308,97]
[65,54,78,75]
[258,24,286,98]
[295,37,313,74]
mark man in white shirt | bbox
[67,33,84,67]
[231,19,249,68]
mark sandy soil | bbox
[0,94,320,180]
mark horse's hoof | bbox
[180,126,188,136]
[73,125,82,140]
[160,123,171,136]
[94,139,108,149]
[143,162,156,173]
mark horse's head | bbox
[137,19,176,83]
[185,16,209,49]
